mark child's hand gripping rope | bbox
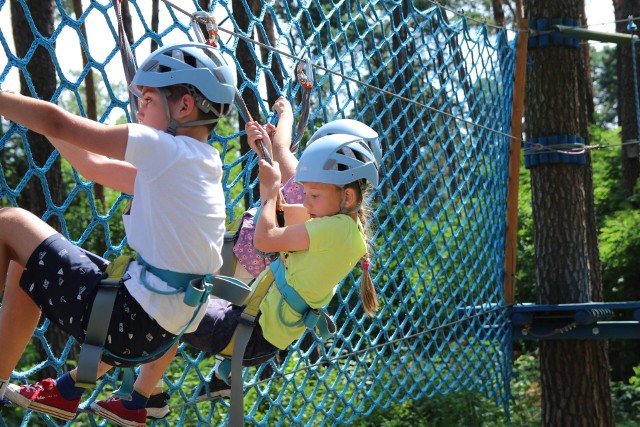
[245,121,286,210]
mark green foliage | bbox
[515,154,536,303]
[591,125,640,305]
[590,125,626,219]
[612,364,640,425]
[350,393,504,427]
[508,352,541,426]
[590,46,618,128]
[347,351,541,427]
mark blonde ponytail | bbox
[355,190,378,317]
[359,253,378,317]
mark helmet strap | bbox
[156,88,178,136]
[160,86,225,135]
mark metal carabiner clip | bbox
[191,11,219,47]
[296,55,314,90]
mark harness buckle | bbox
[99,278,122,288]
[239,311,257,327]
[303,309,321,329]
[183,278,212,307]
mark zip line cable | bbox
[159,0,521,145]
[155,3,640,175]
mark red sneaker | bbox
[4,378,80,420]
[91,396,147,427]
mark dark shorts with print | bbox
[182,298,278,367]
[20,234,177,367]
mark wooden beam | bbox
[503,0,528,306]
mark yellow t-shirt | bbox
[258,214,366,349]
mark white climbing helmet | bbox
[296,133,380,186]
[130,42,236,134]
[307,119,382,164]
[130,42,236,107]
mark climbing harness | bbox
[75,254,251,398]
[215,258,335,427]
[75,255,131,390]
[218,212,248,277]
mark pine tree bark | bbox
[525,0,613,425]
[233,0,262,205]
[10,0,61,222]
[73,0,105,214]
[10,0,69,375]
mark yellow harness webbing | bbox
[218,267,275,358]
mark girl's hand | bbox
[258,159,281,199]
[245,121,273,161]
[265,123,276,140]
[271,96,292,118]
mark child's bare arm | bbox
[254,159,310,253]
[0,91,128,160]
[50,137,136,194]
[282,203,310,225]
[270,97,297,183]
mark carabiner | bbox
[296,56,314,90]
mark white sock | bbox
[0,378,10,399]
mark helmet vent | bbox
[171,49,185,62]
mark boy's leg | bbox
[0,262,37,401]
[0,207,58,380]
[5,362,114,421]
[92,343,178,423]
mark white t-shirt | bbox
[121,124,225,334]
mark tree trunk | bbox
[10,0,61,223]
[11,0,70,375]
[390,2,415,202]
[73,0,105,214]
[491,0,506,27]
[151,0,159,52]
[258,7,284,107]
[614,0,640,195]
[233,0,262,206]
[525,0,613,425]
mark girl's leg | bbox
[0,207,58,379]
[133,342,178,396]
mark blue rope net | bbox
[0,1,515,425]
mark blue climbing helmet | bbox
[307,119,382,165]
[130,42,236,134]
[296,133,380,186]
